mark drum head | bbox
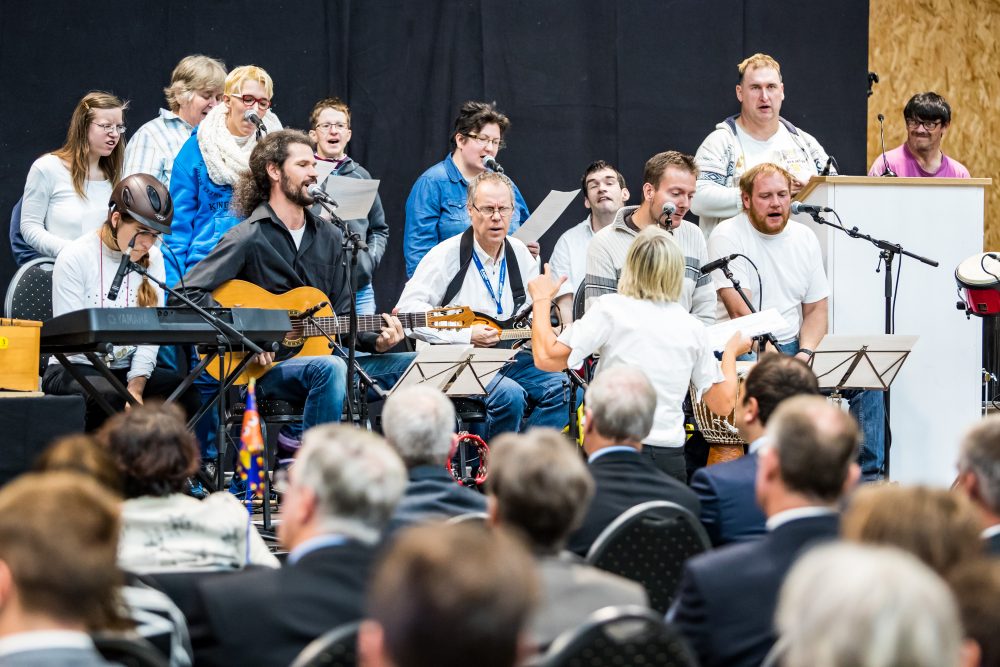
[956,253,1000,288]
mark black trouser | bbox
[641,444,688,484]
[42,363,202,432]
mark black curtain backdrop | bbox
[0,0,868,312]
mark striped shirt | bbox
[123,108,193,186]
[584,205,716,325]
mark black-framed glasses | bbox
[315,122,349,132]
[92,122,126,135]
[905,118,942,130]
[471,204,513,218]
[464,133,506,149]
[232,94,272,110]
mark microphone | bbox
[243,110,267,133]
[661,202,677,219]
[482,155,504,174]
[700,254,740,274]
[790,202,833,215]
[877,113,896,177]
[307,184,337,207]
[107,236,137,301]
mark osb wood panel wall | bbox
[868,0,999,249]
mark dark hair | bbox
[99,402,199,498]
[949,559,1000,667]
[450,100,510,150]
[743,353,820,425]
[642,150,698,188]
[231,129,313,218]
[368,523,538,667]
[904,92,952,125]
[580,160,627,192]
[34,434,122,496]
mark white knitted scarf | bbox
[197,104,282,186]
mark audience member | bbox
[358,522,539,667]
[948,558,1000,667]
[690,353,819,546]
[100,403,278,571]
[20,91,126,260]
[33,433,122,495]
[956,415,1000,555]
[196,425,407,667]
[868,92,970,178]
[841,484,983,577]
[309,96,389,315]
[670,395,860,667]
[124,54,227,186]
[566,365,700,556]
[489,428,648,648]
[773,542,968,667]
[0,472,126,666]
[381,386,487,535]
[403,100,532,276]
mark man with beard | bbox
[177,130,413,444]
[705,163,886,481]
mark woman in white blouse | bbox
[20,91,128,259]
[529,226,750,482]
[42,173,200,431]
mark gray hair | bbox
[296,425,407,542]
[774,542,963,667]
[585,365,656,443]
[466,171,515,208]
[382,386,457,468]
[958,415,1000,514]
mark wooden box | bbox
[0,318,43,392]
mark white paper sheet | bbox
[312,174,380,220]
[706,309,789,352]
[512,189,580,243]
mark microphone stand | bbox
[803,210,939,477]
[125,261,270,490]
[713,257,781,354]
[313,196,370,423]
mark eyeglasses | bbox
[471,204,514,218]
[464,133,506,150]
[905,118,943,130]
[315,122,350,132]
[92,122,126,135]
[231,94,271,110]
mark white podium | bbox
[797,176,991,485]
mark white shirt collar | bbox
[472,236,504,267]
[748,435,769,455]
[766,506,836,531]
[0,630,94,657]
[587,445,640,463]
[982,523,1000,540]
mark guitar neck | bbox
[499,329,532,340]
[294,312,431,338]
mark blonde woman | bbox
[530,225,749,481]
[20,91,126,259]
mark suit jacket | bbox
[670,513,839,667]
[532,551,649,648]
[690,453,767,546]
[195,540,374,667]
[567,450,700,557]
[0,647,114,667]
[986,530,1000,556]
[384,465,488,536]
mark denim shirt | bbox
[402,153,530,277]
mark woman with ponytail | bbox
[43,174,201,431]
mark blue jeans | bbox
[157,345,218,460]
[255,351,415,436]
[774,340,885,480]
[356,283,376,315]
[480,350,570,439]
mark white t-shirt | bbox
[733,123,817,185]
[707,213,829,343]
[20,153,113,258]
[557,294,723,447]
[549,217,596,299]
[287,224,306,249]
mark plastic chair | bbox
[585,501,710,614]
[4,256,55,320]
[537,605,697,667]
[9,197,42,267]
[288,620,360,667]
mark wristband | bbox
[798,348,815,358]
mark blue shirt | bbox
[286,534,348,566]
[587,445,640,463]
[402,154,530,277]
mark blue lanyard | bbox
[471,251,506,315]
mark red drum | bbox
[956,253,1000,316]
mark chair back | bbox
[572,278,618,321]
[585,501,710,614]
[289,620,361,667]
[539,605,697,667]
[9,197,42,267]
[92,633,170,667]
[4,256,55,320]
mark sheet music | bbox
[312,174,380,220]
[512,189,580,243]
[706,309,788,351]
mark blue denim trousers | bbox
[479,350,570,439]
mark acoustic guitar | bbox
[204,280,475,383]
[472,304,563,349]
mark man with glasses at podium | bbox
[867,92,970,178]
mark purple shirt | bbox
[868,144,970,178]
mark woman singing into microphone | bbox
[43,174,200,431]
